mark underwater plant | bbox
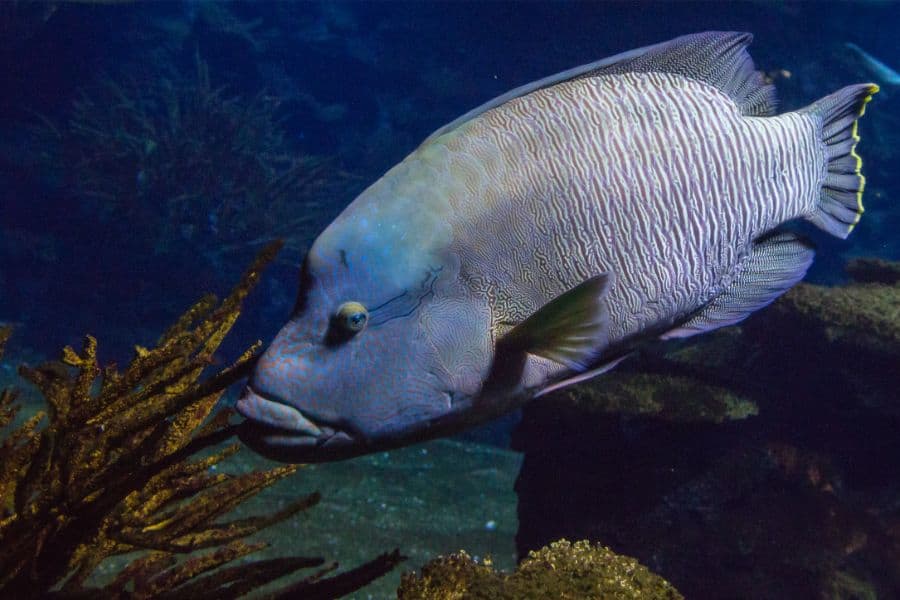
[47,53,342,263]
[0,242,403,598]
[398,539,683,599]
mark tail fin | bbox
[801,83,879,238]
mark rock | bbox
[513,259,900,600]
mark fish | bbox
[236,31,878,463]
[845,42,900,86]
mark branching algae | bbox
[0,242,403,598]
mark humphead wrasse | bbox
[236,32,878,462]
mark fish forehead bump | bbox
[309,150,462,286]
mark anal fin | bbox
[662,232,815,340]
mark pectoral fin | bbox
[499,274,612,370]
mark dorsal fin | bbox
[425,31,776,144]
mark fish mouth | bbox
[235,386,363,462]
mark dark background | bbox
[1,1,897,364]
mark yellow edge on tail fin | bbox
[848,84,879,233]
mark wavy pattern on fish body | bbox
[434,71,823,346]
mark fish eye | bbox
[335,301,368,333]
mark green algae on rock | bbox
[765,280,900,352]
[398,539,683,600]
[747,259,900,417]
[554,370,758,424]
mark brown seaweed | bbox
[0,242,404,598]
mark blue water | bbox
[1,2,898,598]
[2,1,897,361]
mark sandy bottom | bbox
[235,439,522,598]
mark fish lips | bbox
[235,386,364,463]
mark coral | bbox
[48,53,342,261]
[0,242,404,597]
[398,539,683,600]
